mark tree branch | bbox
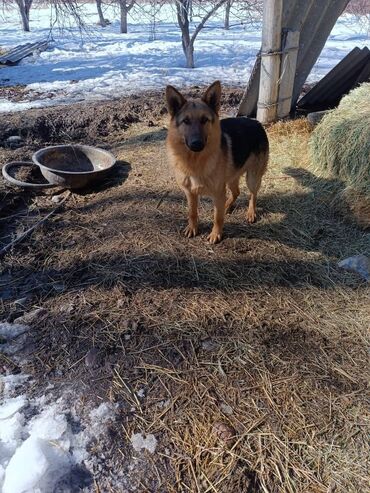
[190,0,227,44]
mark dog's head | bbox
[165,81,221,152]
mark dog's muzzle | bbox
[187,139,205,152]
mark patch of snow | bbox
[157,399,170,409]
[0,320,121,492]
[0,389,117,492]
[2,436,70,493]
[130,432,157,454]
[0,396,27,420]
[0,323,28,339]
[136,388,145,398]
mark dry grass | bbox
[309,84,370,229]
[1,114,369,492]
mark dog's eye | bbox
[183,117,190,125]
[200,116,209,125]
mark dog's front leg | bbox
[184,191,199,238]
[208,190,226,244]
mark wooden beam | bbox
[256,0,283,123]
[277,29,300,119]
[236,55,260,117]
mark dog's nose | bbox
[188,139,204,152]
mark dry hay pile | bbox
[309,83,370,228]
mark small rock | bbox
[220,403,233,415]
[6,135,22,143]
[5,135,23,149]
[201,338,218,352]
[212,421,237,448]
[307,110,330,126]
[338,255,369,281]
[85,347,102,368]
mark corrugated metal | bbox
[0,40,48,65]
[297,47,370,111]
[237,0,351,117]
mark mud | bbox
[0,86,244,146]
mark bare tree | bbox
[175,0,227,68]
[15,0,33,31]
[96,0,109,27]
[1,0,86,32]
[117,0,135,33]
[224,0,232,30]
[224,0,263,30]
[346,0,370,34]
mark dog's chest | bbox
[185,175,205,194]
[181,174,217,195]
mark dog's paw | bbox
[207,230,223,244]
[184,224,198,238]
[246,209,256,223]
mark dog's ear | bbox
[166,85,186,117]
[202,81,221,114]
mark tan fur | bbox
[166,81,268,243]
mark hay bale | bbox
[309,83,370,228]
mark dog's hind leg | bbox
[246,165,265,223]
[184,191,199,238]
[225,178,240,213]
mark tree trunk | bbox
[17,0,32,32]
[224,0,231,30]
[120,4,128,33]
[96,0,107,27]
[185,43,194,69]
[119,0,134,34]
[176,0,226,68]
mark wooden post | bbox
[257,0,283,124]
[277,29,300,119]
[237,55,261,117]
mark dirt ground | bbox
[0,88,369,493]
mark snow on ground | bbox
[0,5,368,112]
[0,322,117,492]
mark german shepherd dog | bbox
[166,81,269,244]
